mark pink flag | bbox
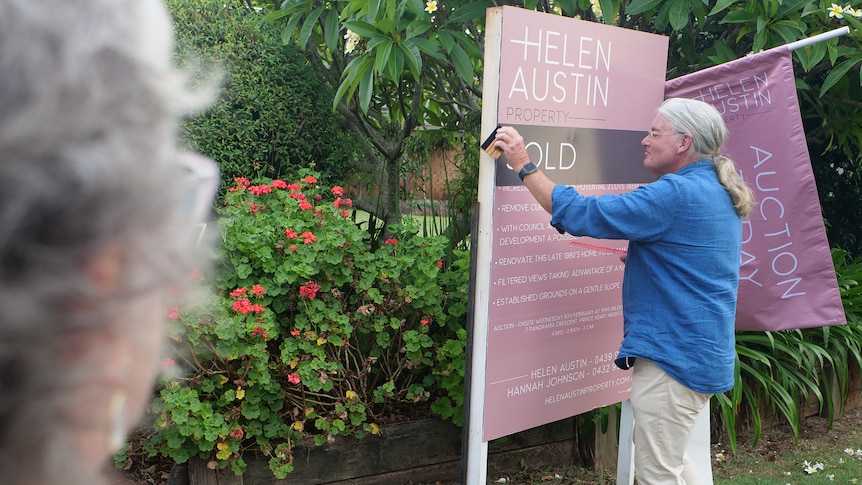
[665,47,844,331]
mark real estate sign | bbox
[477,6,669,441]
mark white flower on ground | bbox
[802,460,824,474]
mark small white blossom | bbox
[829,3,845,18]
[343,29,361,54]
[424,0,438,14]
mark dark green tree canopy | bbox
[167,0,358,189]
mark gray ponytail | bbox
[659,98,756,217]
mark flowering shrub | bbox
[146,171,469,477]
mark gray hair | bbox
[658,98,756,217]
[0,0,214,482]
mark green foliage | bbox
[265,0,862,252]
[713,248,862,454]
[145,171,469,477]
[265,0,485,229]
[269,0,485,116]
[166,0,358,189]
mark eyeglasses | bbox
[178,152,219,246]
[645,130,678,138]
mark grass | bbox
[710,408,862,484]
[491,408,862,484]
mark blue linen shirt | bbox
[549,160,740,394]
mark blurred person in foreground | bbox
[493,98,755,484]
[0,0,218,483]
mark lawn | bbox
[488,408,862,484]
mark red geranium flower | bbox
[230,287,248,298]
[251,284,266,297]
[248,185,272,195]
[272,179,288,189]
[331,186,344,197]
[288,373,301,385]
[299,281,320,300]
[232,299,265,315]
[305,175,318,184]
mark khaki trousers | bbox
[630,359,712,485]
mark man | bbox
[493,98,754,484]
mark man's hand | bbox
[493,126,531,172]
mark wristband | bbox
[518,162,538,181]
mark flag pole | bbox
[786,26,850,51]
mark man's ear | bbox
[677,133,693,154]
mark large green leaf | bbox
[358,62,374,112]
[667,0,690,31]
[449,42,473,84]
[299,6,325,47]
[375,39,395,79]
[400,41,423,82]
[445,1,491,24]
[343,20,384,39]
[626,0,663,15]
[324,9,339,52]
[820,55,862,96]
[597,0,617,23]
[708,0,737,16]
[411,37,446,60]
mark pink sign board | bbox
[482,7,668,441]
[665,47,845,331]
[496,7,667,131]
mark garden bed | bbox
[165,416,592,485]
